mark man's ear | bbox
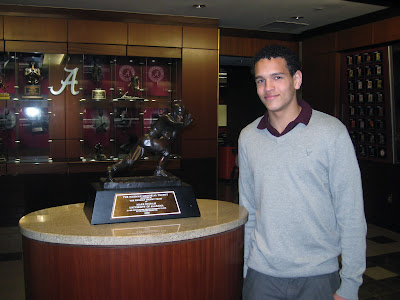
[293,70,302,90]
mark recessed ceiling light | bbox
[193,4,206,9]
[291,16,304,20]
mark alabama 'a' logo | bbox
[119,65,135,82]
[50,67,79,96]
[148,66,164,82]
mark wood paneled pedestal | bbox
[20,200,247,300]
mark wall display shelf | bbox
[0,51,182,167]
[342,46,393,163]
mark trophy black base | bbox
[84,176,200,225]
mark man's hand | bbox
[334,293,348,300]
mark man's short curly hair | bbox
[252,45,301,76]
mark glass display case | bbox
[0,52,53,163]
[0,51,181,164]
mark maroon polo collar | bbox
[257,99,312,137]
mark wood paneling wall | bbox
[183,27,219,49]
[68,20,127,45]
[127,46,181,58]
[337,23,373,51]
[4,16,67,42]
[301,52,341,117]
[128,23,182,47]
[220,36,298,57]
[5,41,67,53]
[301,32,337,55]
[302,32,341,117]
[67,43,126,55]
[182,48,219,159]
[372,16,400,45]
[0,16,3,40]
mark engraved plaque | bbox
[84,181,200,225]
[92,89,106,100]
[111,191,180,219]
[23,85,42,99]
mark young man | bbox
[239,45,366,300]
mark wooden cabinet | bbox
[68,20,127,45]
[4,16,67,42]
[128,23,182,47]
[183,27,219,50]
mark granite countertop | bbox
[19,199,248,246]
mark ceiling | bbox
[0,0,397,34]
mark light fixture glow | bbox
[25,107,41,118]
[193,4,206,9]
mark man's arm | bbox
[329,130,367,300]
[238,133,256,277]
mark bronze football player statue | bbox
[106,103,192,181]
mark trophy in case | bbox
[0,79,9,100]
[93,142,107,161]
[0,107,17,162]
[121,74,144,100]
[91,63,106,100]
[23,62,43,99]
[128,74,142,98]
[0,73,10,100]
[0,138,5,162]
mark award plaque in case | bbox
[92,89,106,100]
[23,62,42,99]
[0,75,10,100]
[91,64,106,100]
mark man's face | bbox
[254,57,302,114]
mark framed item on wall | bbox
[341,46,393,163]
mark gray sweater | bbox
[239,110,367,300]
